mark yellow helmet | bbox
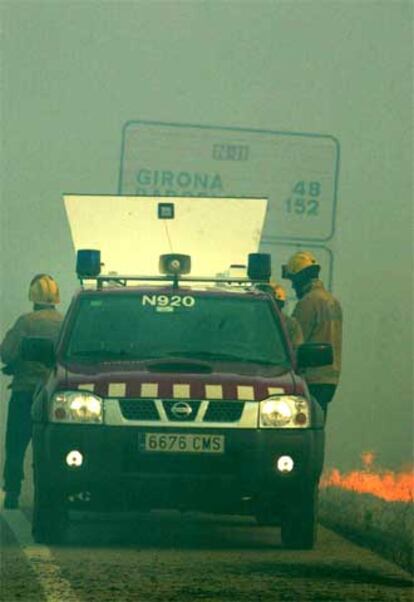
[270,282,287,303]
[29,274,60,305]
[282,251,320,279]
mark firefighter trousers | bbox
[3,390,33,495]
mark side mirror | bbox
[21,337,56,367]
[297,343,333,369]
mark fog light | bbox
[276,455,294,473]
[66,450,83,467]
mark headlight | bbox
[50,391,103,424]
[259,396,310,428]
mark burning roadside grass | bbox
[319,453,414,573]
[321,451,413,503]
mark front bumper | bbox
[33,424,325,513]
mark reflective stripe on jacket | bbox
[292,280,342,385]
[0,307,64,392]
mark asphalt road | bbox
[1,505,413,602]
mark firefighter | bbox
[271,283,304,349]
[1,274,64,509]
[282,251,342,417]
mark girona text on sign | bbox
[136,169,224,197]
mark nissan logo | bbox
[171,401,193,418]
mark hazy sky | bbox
[1,1,412,468]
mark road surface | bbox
[1,503,413,602]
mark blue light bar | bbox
[247,253,271,282]
[76,249,101,278]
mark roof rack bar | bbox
[92,275,265,285]
[96,275,171,282]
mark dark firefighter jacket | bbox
[0,307,64,392]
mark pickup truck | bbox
[28,251,332,548]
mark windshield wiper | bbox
[165,351,279,365]
[69,350,139,360]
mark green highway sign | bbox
[119,121,340,243]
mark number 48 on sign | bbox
[286,181,321,216]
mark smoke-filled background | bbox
[1,1,412,470]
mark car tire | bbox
[32,469,68,545]
[280,483,318,550]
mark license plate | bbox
[143,433,225,454]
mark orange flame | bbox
[321,452,414,502]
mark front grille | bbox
[119,399,159,421]
[204,401,244,422]
[118,399,245,423]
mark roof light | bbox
[247,253,271,282]
[159,254,191,276]
[76,249,101,278]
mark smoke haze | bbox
[1,1,412,469]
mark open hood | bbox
[63,194,268,277]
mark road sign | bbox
[119,121,340,242]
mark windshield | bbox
[63,292,289,366]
